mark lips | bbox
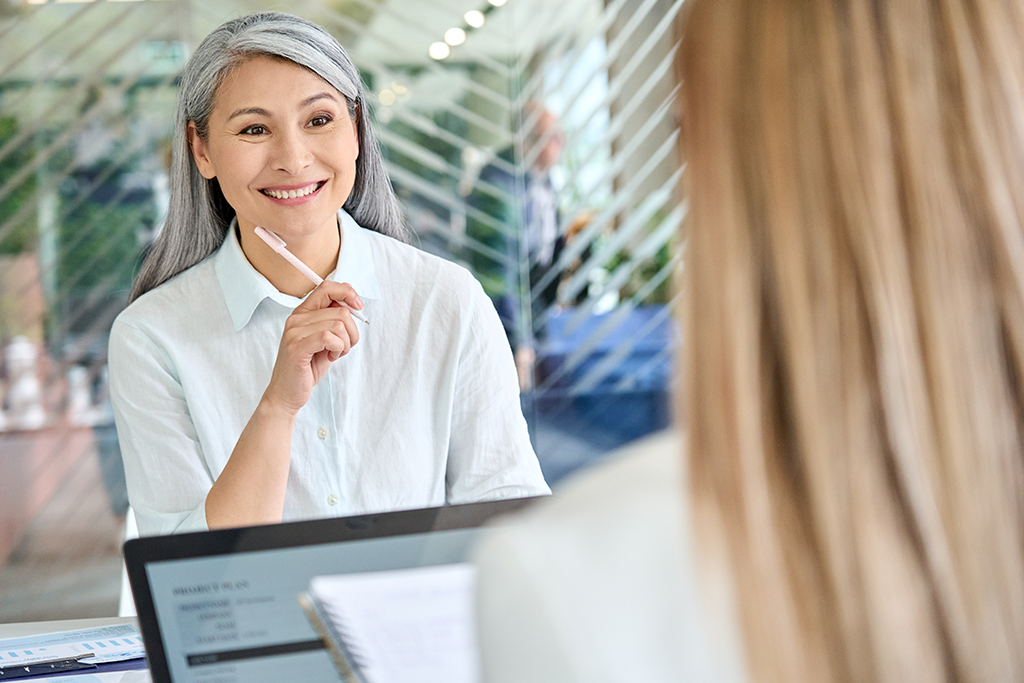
[260,181,325,200]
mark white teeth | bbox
[264,183,320,199]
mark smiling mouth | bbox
[261,181,325,200]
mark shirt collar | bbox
[215,209,381,331]
[333,209,382,301]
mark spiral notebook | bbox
[300,563,478,683]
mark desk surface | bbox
[0,615,137,639]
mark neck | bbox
[237,217,341,297]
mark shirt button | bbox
[327,494,339,506]
[317,427,329,440]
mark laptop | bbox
[123,497,539,683]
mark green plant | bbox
[0,116,38,255]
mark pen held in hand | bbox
[255,226,370,324]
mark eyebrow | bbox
[227,92,340,121]
[301,92,340,108]
[227,107,271,121]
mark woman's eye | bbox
[309,115,333,127]
[240,124,266,136]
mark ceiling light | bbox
[379,89,396,106]
[429,42,451,60]
[444,27,468,46]
[444,27,467,46]
[488,0,507,6]
[465,10,485,28]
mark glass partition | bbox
[0,0,681,621]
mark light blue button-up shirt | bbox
[109,210,549,536]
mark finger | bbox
[285,329,351,368]
[339,307,359,348]
[316,320,355,357]
[326,281,365,311]
[282,315,354,354]
[285,305,361,337]
[314,329,350,363]
[295,280,364,313]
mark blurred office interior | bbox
[0,0,681,620]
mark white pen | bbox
[254,225,370,324]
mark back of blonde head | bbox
[681,1,1024,681]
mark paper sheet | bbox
[0,624,145,668]
[29,672,150,683]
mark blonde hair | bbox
[681,1,1024,682]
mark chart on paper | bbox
[0,624,145,668]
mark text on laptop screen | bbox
[145,527,477,683]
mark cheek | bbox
[339,136,359,170]
[212,147,262,191]
[325,137,359,180]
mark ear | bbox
[187,121,217,179]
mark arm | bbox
[205,281,364,529]
[110,281,364,534]
[446,271,550,502]
[109,321,215,536]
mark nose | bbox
[272,128,314,175]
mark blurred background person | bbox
[466,103,566,390]
[473,0,1024,681]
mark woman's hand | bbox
[206,281,364,530]
[262,280,365,415]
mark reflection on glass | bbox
[0,0,680,621]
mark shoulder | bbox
[473,430,748,682]
[366,231,486,300]
[556,430,681,504]
[114,258,219,336]
[366,231,474,276]
[488,430,683,546]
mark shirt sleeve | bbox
[445,270,551,502]
[108,318,211,536]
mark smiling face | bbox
[188,55,358,245]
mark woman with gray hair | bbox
[109,12,548,537]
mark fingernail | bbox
[355,295,365,308]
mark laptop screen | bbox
[124,498,537,683]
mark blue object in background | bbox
[526,305,675,485]
[537,304,673,392]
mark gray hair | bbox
[130,11,407,302]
